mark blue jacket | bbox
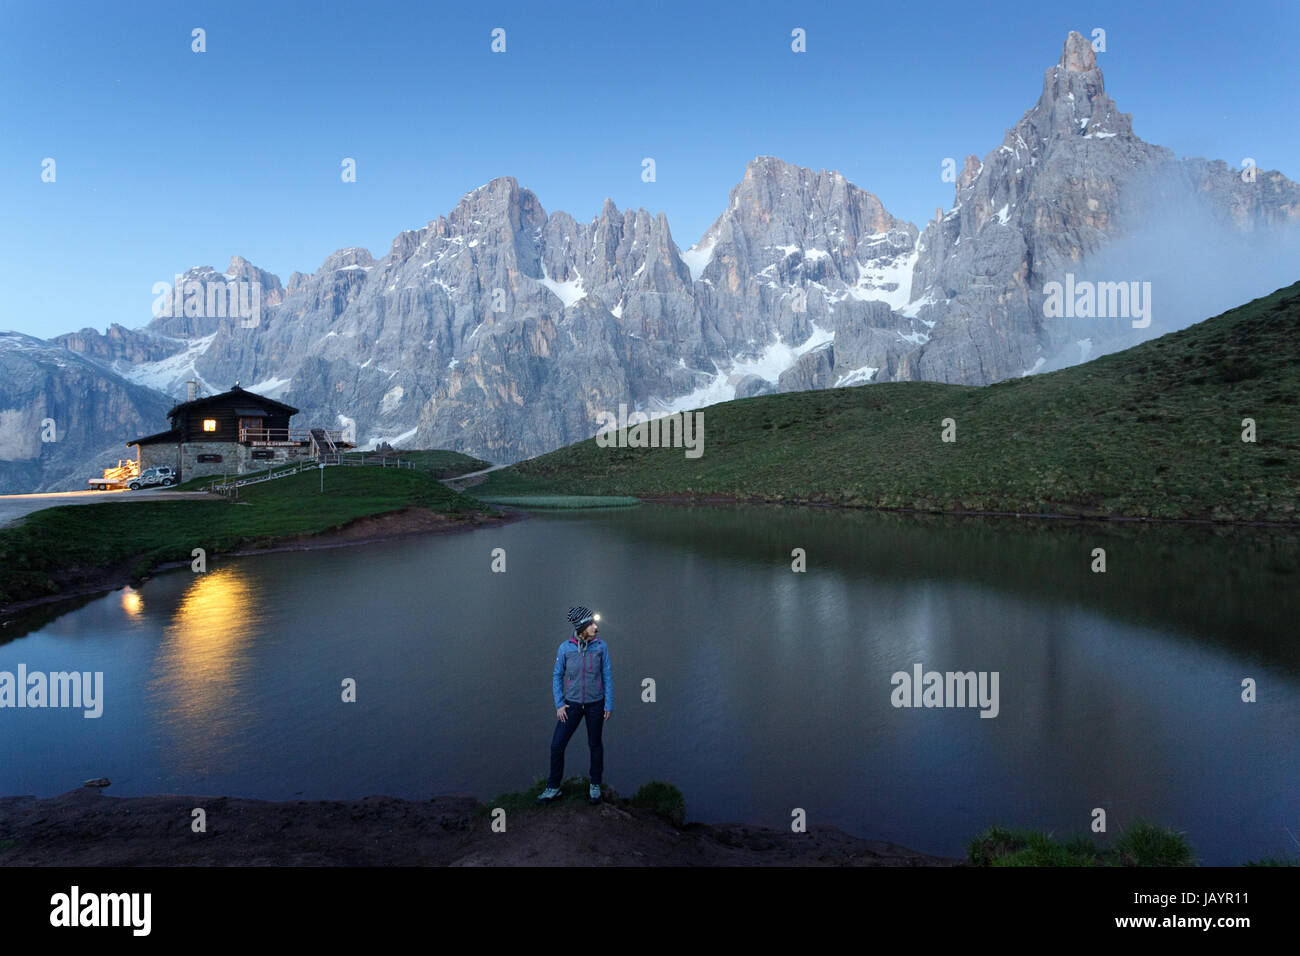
[553,635,612,711]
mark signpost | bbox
[319,461,325,493]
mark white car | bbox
[128,466,177,490]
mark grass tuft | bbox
[478,776,599,817]
[968,820,1194,866]
[630,781,686,827]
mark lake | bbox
[3,503,1298,865]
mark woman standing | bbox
[537,605,612,805]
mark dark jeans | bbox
[548,698,604,788]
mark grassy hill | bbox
[368,449,490,478]
[172,448,490,491]
[0,467,487,608]
[479,282,1300,523]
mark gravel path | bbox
[0,489,219,528]
[441,462,510,490]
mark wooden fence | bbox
[206,455,413,496]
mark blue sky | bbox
[2,0,1297,339]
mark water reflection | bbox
[149,567,263,774]
[120,588,143,618]
[5,505,1296,864]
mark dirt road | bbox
[0,489,218,528]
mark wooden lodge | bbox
[127,383,352,482]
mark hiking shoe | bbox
[589,783,601,804]
[536,787,562,804]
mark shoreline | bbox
[627,493,1300,529]
[0,505,527,618]
[6,490,1295,621]
[0,785,959,867]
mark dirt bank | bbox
[0,785,958,867]
[221,505,525,556]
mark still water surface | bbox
[3,504,1297,864]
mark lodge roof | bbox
[166,384,299,419]
[127,428,182,447]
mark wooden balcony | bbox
[239,426,343,446]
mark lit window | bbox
[202,419,217,432]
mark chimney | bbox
[186,380,197,402]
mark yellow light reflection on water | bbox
[152,567,264,771]
[121,588,143,617]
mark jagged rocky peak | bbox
[588,197,627,260]
[221,255,286,311]
[448,175,547,236]
[168,258,282,292]
[956,155,982,190]
[933,29,1156,224]
[727,156,904,237]
[698,155,917,283]
[538,209,586,283]
[281,248,374,297]
[54,322,179,365]
[387,225,426,260]
[226,255,284,293]
[320,247,375,272]
[1031,29,1133,141]
[636,211,692,289]
[1060,29,1097,72]
[905,27,1300,390]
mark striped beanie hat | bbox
[567,605,596,633]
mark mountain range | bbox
[4,30,1298,493]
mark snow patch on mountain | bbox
[539,263,586,308]
[846,247,917,309]
[680,238,717,282]
[359,425,418,451]
[647,322,836,414]
[834,365,878,387]
[117,333,219,396]
[0,332,50,352]
[336,413,356,442]
[248,375,292,397]
[899,291,938,318]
